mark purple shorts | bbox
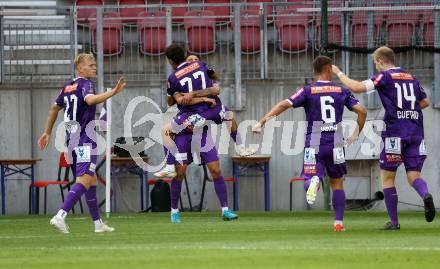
[69,143,97,177]
[173,128,219,165]
[380,136,426,172]
[301,145,347,180]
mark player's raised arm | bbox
[38,104,63,150]
[84,77,126,106]
[332,65,368,93]
[252,100,292,133]
[346,103,367,146]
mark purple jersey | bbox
[55,77,96,143]
[167,61,215,113]
[369,67,426,137]
[286,81,360,147]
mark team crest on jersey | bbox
[419,139,427,155]
[385,137,401,154]
[333,147,345,164]
[75,146,91,163]
[304,148,316,165]
[64,83,78,93]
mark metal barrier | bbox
[0,1,438,93]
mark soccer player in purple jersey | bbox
[164,44,238,223]
[332,46,435,230]
[38,53,126,234]
[253,56,367,232]
[154,54,256,178]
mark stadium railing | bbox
[1,0,439,107]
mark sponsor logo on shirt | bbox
[303,165,317,174]
[311,86,342,94]
[321,124,338,132]
[64,83,78,93]
[385,154,402,163]
[390,73,414,80]
[175,62,200,78]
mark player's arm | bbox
[85,77,126,106]
[252,100,291,133]
[332,65,368,93]
[174,92,216,107]
[192,84,221,97]
[167,95,176,106]
[420,98,430,109]
[38,104,62,150]
[346,104,367,146]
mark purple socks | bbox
[85,185,100,221]
[170,179,182,209]
[61,183,87,213]
[332,190,345,221]
[213,176,229,208]
[412,178,429,199]
[383,187,399,225]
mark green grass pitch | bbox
[0,211,439,269]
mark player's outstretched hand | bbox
[332,65,342,75]
[38,133,50,150]
[252,122,263,134]
[345,133,358,147]
[113,76,126,95]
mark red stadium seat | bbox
[315,15,341,49]
[231,10,261,54]
[75,0,103,25]
[204,0,231,23]
[91,12,124,56]
[118,0,147,24]
[137,11,167,55]
[161,0,189,23]
[385,13,419,47]
[246,0,274,20]
[184,10,216,54]
[275,9,308,53]
[351,13,383,48]
[30,153,77,215]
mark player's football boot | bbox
[306,176,320,205]
[222,210,238,221]
[423,193,436,222]
[154,166,177,178]
[236,145,258,157]
[381,221,400,230]
[333,223,346,232]
[171,212,181,224]
[50,216,70,234]
[95,222,115,233]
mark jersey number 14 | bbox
[395,82,416,110]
